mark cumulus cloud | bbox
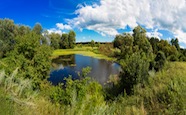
[146,29,163,39]
[56,23,72,30]
[68,0,186,44]
[47,23,72,35]
[47,28,63,35]
[174,30,186,45]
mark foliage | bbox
[157,40,178,58]
[113,26,153,60]
[171,38,180,52]
[18,25,31,36]
[133,26,153,59]
[113,34,125,49]
[90,40,95,48]
[148,37,159,54]
[1,61,186,115]
[154,51,167,71]
[3,32,52,89]
[81,66,92,78]
[0,19,18,58]
[120,52,150,95]
[32,23,42,35]
[98,44,114,57]
[0,69,37,115]
[60,33,69,49]
[119,33,134,59]
[49,33,61,49]
[49,67,105,114]
[0,69,36,103]
[135,62,186,114]
[68,30,76,48]
[60,31,76,49]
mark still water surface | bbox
[49,54,121,85]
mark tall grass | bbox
[0,68,37,114]
[0,62,186,114]
[132,62,186,114]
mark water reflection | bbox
[49,54,121,85]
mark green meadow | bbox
[52,47,116,61]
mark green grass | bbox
[134,62,186,114]
[1,62,186,114]
[52,47,116,61]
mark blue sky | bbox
[1,0,186,47]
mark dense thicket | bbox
[43,30,76,49]
[111,25,186,96]
[0,19,52,89]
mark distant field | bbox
[52,47,115,61]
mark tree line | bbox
[47,30,76,49]
[109,25,186,96]
[0,18,76,89]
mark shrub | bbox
[168,55,179,61]
[98,44,114,57]
[154,51,166,71]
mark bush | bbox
[49,67,104,108]
[135,62,186,114]
[154,51,166,71]
[168,55,179,61]
[98,44,114,57]
[105,52,150,98]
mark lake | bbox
[49,54,121,85]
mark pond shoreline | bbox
[52,47,116,61]
[49,54,121,85]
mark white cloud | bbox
[174,30,186,45]
[47,28,63,35]
[47,23,72,35]
[68,0,186,44]
[180,45,185,49]
[146,29,163,39]
[56,23,72,30]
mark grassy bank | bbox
[1,62,186,114]
[52,47,116,61]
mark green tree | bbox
[157,40,178,58]
[149,37,160,54]
[18,25,31,36]
[60,33,69,49]
[113,26,153,60]
[133,26,146,46]
[32,23,42,35]
[154,51,166,71]
[119,33,134,59]
[49,33,61,49]
[97,42,100,47]
[171,38,180,52]
[0,19,18,58]
[113,34,125,48]
[120,52,150,95]
[68,30,76,48]
[60,31,76,49]
[3,32,52,89]
[90,40,95,48]
[32,23,48,45]
[133,26,153,57]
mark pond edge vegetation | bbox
[1,18,186,114]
